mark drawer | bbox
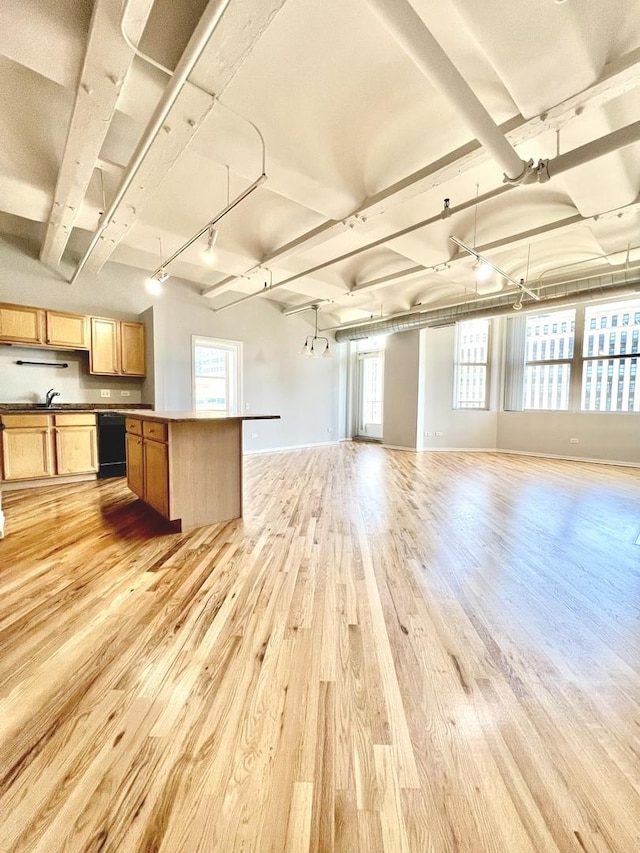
[143,420,168,442]
[125,418,142,436]
[54,413,96,427]
[1,414,51,428]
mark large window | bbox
[192,336,242,412]
[582,299,640,412]
[506,296,640,412]
[523,309,575,410]
[455,319,490,408]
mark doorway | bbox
[356,346,385,440]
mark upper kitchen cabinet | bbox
[120,322,145,376]
[0,303,45,345]
[45,310,88,350]
[0,303,88,349]
[90,317,146,377]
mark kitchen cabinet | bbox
[0,413,98,482]
[0,415,53,480]
[0,303,45,345]
[90,318,145,377]
[45,310,88,349]
[123,411,278,532]
[125,417,169,518]
[53,414,98,475]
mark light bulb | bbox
[322,344,332,358]
[202,226,219,263]
[145,277,163,296]
[473,259,492,282]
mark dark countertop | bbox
[0,403,153,413]
[118,410,280,424]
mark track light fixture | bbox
[513,292,523,310]
[299,305,332,359]
[145,237,169,294]
[202,225,219,263]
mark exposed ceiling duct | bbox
[334,268,640,341]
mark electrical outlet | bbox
[251,433,258,439]
[327,427,333,433]
[245,402,250,411]
[424,431,432,436]
[100,389,111,398]
[569,437,579,444]
[435,431,443,437]
[120,391,131,397]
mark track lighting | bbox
[145,238,169,294]
[202,225,219,263]
[513,293,523,310]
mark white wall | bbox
[422,325,498,450]
[151,294,341,452]
[382,330,422,449]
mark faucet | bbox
[45,388,61,408]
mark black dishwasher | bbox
[97,413,126,478]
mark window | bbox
[523,309,575,410]
[455,319,490,409]
[506,296,640,413]
[581,299,640,412]
[192,336,242,412]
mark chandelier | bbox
[299,305,332,358]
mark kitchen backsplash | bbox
[0,345,144,405]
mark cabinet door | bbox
[121,322,145,376]
[1,428,54,480]
[126,433,144,498]
[90,317,120,375]
[0,303,45,345]
[46,310,88,349]
[55,426,98,474]
[143,438,169,518]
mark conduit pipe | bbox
[361,0,531,183]
[334,270,640,341]
[69,0,233,284]
[213,117,640,314]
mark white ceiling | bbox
[1,0,640,329]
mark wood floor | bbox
[1,445,640,853]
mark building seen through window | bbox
[455,319,490,408]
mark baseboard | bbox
[244,440,340,456]
[382,445,496,452]
[1,473,98,491]
[494,449,640,468]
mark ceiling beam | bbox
[80,0,291,275]
[39,0,155,269]
[202,46,640,297]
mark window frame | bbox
[522,307,578,411]
[454,318,491,410]
[508,296,640,414]
[191,335,243,413]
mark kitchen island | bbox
[121,411,279,532]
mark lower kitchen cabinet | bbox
[0,416,53,480]
[125,418,170,519]
[143,439,169,517]
[54,414,98,475]
[0,413,98,482]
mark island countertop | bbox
[118,410,280,424]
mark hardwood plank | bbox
[1,447,640,852]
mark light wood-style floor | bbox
[1,446,640,853]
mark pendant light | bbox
[300,305,332,358]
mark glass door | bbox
[356,351,384,439]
